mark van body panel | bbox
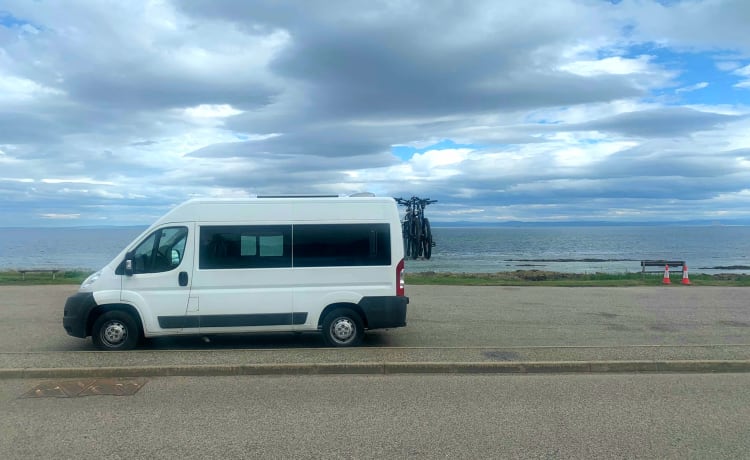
[92,290,124,307]
[291,201,390,222]
[291,268,392,329]
[189,267,296,334]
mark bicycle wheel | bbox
[410,220,420,259]
[402,221,411,258]
[422,218,433,260]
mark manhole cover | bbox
[21,378,147,399]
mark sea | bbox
[1,225,749,275]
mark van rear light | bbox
[396,258,405,296]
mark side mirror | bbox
[124,251,135,276]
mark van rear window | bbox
[199,223,391,269]
[293,223,391,267]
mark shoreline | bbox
[2,269,750,287]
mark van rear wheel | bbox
[92,311,140,351]
[321,308,364,347]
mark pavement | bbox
[2,284,750,378]
[2,344,750,378]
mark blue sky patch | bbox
[0,12,29,28]
[622,43,749,105]
[391,139,479,161]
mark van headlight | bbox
[81,271,101,289]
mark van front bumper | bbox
[63,292,97,338]
[358,296,409,329]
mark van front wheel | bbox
[322,309,364,347]
[92,311,140,351]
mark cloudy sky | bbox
[1,0,749,226]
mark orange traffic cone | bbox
[681,264,691,285]
[662,265,671,284]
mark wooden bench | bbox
[17,269,61,280]
[640,260,685,274]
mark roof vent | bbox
[257,194,339,198]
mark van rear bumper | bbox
[63,292,97,338]
[359,296,409,329]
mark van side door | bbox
[189,225,298,333]
[120,224,196,334]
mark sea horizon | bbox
[1,225,749,275]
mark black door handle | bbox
[178,271,188,287]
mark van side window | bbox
[293,224,391,267]
[130,226,188,274]
[200,226,292,269]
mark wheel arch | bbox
[317,302,368,329]
[86,303,145,338]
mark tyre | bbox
[423,218,433,260]
[321,308,364,347]
[402,221,411,259]
[410,221,420,259]
[91,311,141,351]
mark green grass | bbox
[2,269,749,287]
[406,270,750,287]
[0,270,91,285]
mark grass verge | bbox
[2,269,749,287]
[406,270,750,287]
[0,270,90,285]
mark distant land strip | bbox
[506,258,637,263]
[700,266,750,270]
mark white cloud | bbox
[675,82,709,93]
[559,55,655,77]
[41,178,115,186]
[733,64,750,89]
[446,208,485,215]
[1,0,749,225]
[40,213,81,220]
[183,104,244,119]
[0,74,64,103]
[716,61,742,72]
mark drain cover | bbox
[21,378,147,398]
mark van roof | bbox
[181,194,389,204]
[154,195,397,225]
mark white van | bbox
[63,196,408,350]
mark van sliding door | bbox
[190,225,298,333]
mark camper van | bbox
[63,196,408,350]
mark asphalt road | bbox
[1,284,749,352]
[2,373,750,459]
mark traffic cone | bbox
[662,265,671,284]
[681,264,691,285]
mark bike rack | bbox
[395,196,438,260]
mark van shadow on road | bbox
[139,331,396,351]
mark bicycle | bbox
[395,196,437,260]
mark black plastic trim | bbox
[158,312,308,329]
[63,292,98,338]
[358,296,409,329]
